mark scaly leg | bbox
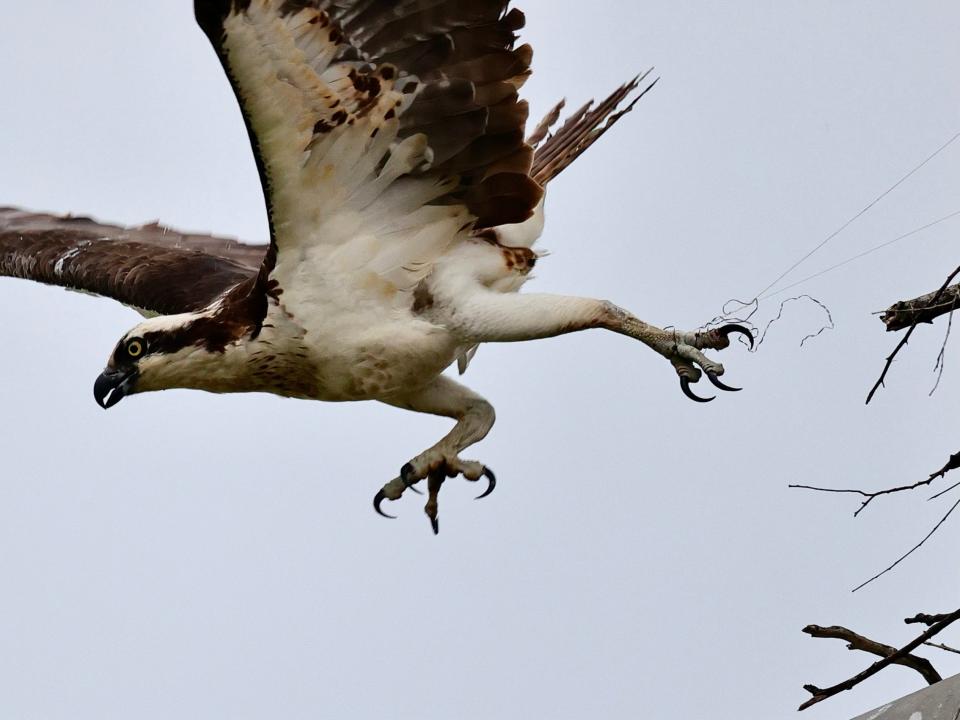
[373,375,496,533]
[435,289,752,401]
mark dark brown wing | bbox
[192,1,651,301]
[321,0,541,227]
[529,73,658,186]
[0,207,261,315]
[194,0,540,247]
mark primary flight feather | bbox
[1,0,750,533]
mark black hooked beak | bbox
[93,368,138,409]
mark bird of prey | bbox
[1,0,750,533]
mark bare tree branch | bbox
[802,625,941,685]
[852,496,960,592]
[929,296,958,395]
[799,608,960,711]
[935,453,960,477]
[790,452,960,588]
[907,612,954,626]
[928,453,960,501]
[882,282,960,332]
[789,450,960,516]
[867,264,960,404]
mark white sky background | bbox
[1,1,959,718]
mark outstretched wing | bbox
[0,207,261,316]
[194,0,540,296]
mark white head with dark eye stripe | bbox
[92,312,230,408]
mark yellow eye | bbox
[126,338,145,358]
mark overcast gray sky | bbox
[1,2,959,718]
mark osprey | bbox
[1,0,750,533]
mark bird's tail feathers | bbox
[528,69,658,187]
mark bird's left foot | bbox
[373,453,496,534]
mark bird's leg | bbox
[373,375,496,532]
[597,302,753,401]
[441,290,752,402]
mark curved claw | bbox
[680,376,715,403]
[473,467,497,500]
[373,489,396,519]
[706,372,741,392]
[719,323,755,350]
[399,463,424,494]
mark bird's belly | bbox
[312,327,460,401]
[251,314,460,401]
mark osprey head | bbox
[93,312,230,409]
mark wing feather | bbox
[6,5,652,330]
[193,0,653,312]
[194,0,540,297]
[529,73,658,186]
[0,208,258,315]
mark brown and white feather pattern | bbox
[529,71,657,186]
[195,0,540,300]
[0,207,260,316]
[0,69,649,329]
[0,2,653,396]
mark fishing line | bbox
[752,129,960,302]
[703,208,959,348]
[759,208,960,301]
[712,129,960,348]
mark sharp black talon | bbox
[373,489,396,519]
[430,516,439,535]
[706,372,741,392]
[680,376,714,403]
[719,323,755,350]
[400,462,423,494]
[474,467,496,500]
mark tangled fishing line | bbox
[703,130,960,354]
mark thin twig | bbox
[925,641,960,656]
[927,453,960,500]
[789,451,960,516]
[867,264,960,404]
[792,452,960,587]
[930,478,960,501]
[799,608,960,711]
[930,296,958,395]
[791,479,934,517]
[852,496,960,592]
[802,625,941,684]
